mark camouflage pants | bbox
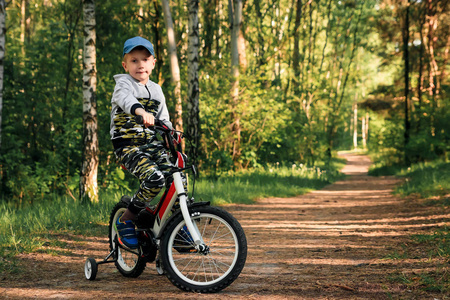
[114,142,172,204]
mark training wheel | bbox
[84,258,98,280]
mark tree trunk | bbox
[238,1,247,71]
[216,0,223,59]
[63,4,82,121]
[254,0,266,67]
[20,0,27,56]
[229,0,242,163]
[417,7,425,132]
[292,0,301,94]
[402,0,411,164]
[162,0,183,138]
[353,94,358,150]
[363,111,369,149]
[0,0,5,150]
[426,0,438,106]
[426,0,442,142]
[203,0,216,58]
[150,0,163,79]
[80,0,99,203]
[187,0,200,163]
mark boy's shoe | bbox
[115,216,138,249]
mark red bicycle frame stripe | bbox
[158,181,176,220]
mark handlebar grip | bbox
[134,116,168,131]
[134,115,162,128]
[135,115,144,125]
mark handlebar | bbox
[134,116,180,160]
[134,116,197,194]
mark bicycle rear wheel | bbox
[160,206,247,293]
[109,201,146,278]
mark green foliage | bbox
[0,0,448,204]
[405,104,450,163]
[102,166,134,193]
[1,0,84,203]
[0,0,166,202]
[367,112,405,154]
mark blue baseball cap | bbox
[123,36,155,57]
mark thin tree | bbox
[202,0,218,58]
[162,0,183,138]
[362,111,368,149]
[186,0,200,163]
[292,0,301,95]
[62,1,82,122]
[20,0,27,56]
[402,0,411,165]
[229,0,243,162]
[0,0,5,150]
[353,93,358,150]
[80,0,99,202]
[417,2,426,124]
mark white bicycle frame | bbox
[150,154,205,250]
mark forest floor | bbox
[1,153,449,299]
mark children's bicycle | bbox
[84,118,247,293]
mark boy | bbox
[110,36,173,249]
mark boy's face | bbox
[122,48,156,85]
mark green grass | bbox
[395,162,450,201]
[369,159,450,200]
[0,164,343,273]
[194,163,343,205]
[388,268,449,294]
[0,192,121,273]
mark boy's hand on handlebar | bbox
[135,108,154,128]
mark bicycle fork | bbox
[172,172,207,252]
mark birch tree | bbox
[162,0,183,136]
[186,0,200,162]
[80,0,99,203]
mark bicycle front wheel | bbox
[160,205,247,293]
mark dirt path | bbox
[1,153,449,299]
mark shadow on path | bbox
[224,153,450,299]
[1,154,449,299]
